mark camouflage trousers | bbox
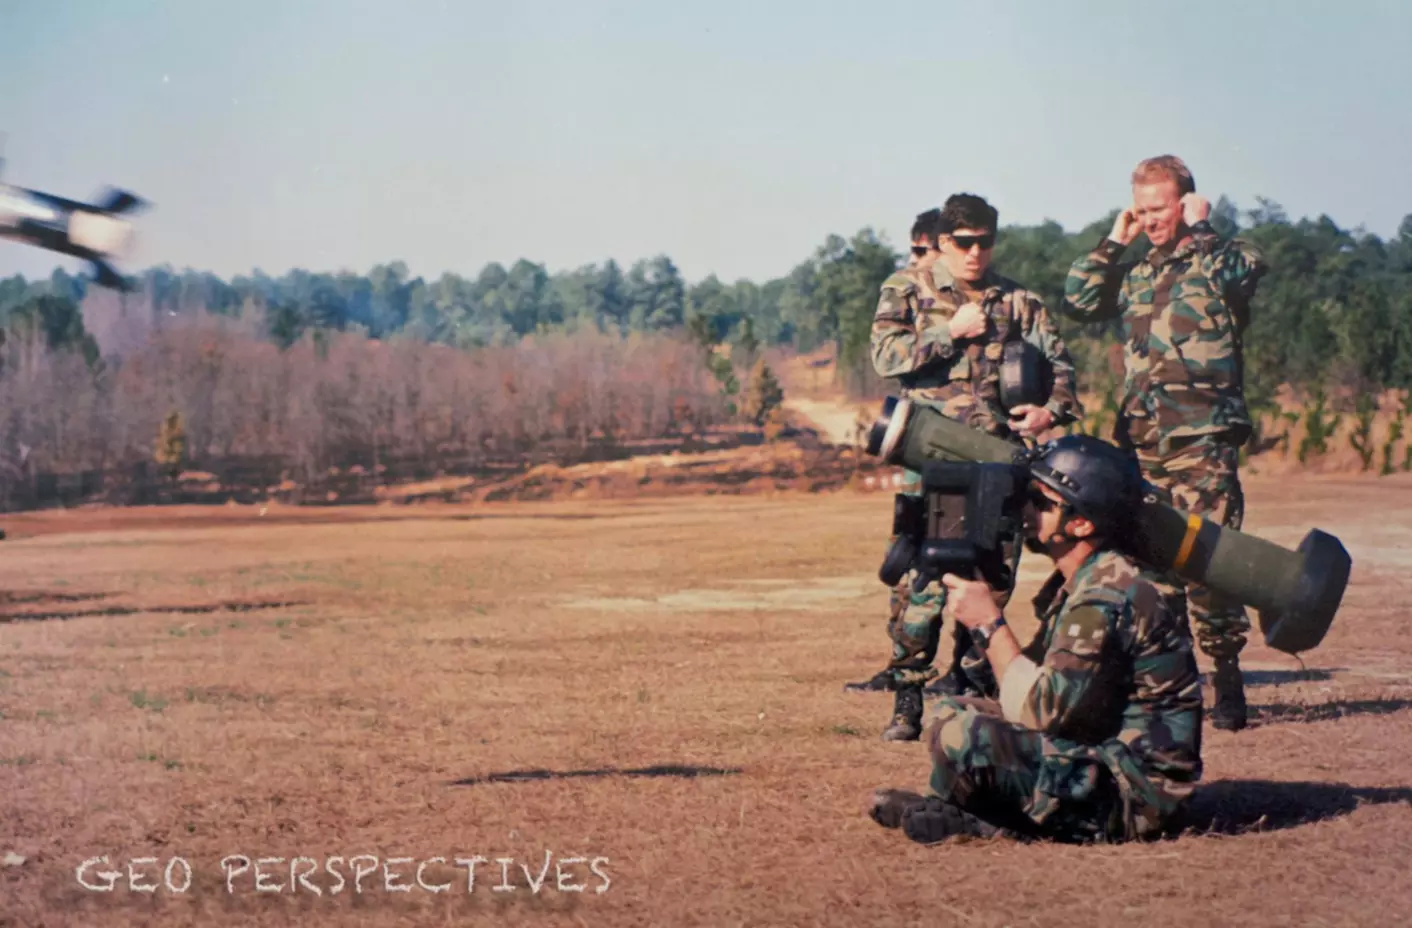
[884,468,1023,692]
[1135,434,1250,662]
[925,697,1183,843]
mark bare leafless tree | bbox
[0,310,729,507]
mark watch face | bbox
[972,618,1004,649]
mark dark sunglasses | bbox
[1028,487,1063,512]
[910,245,932,257]
[950,233,995,251]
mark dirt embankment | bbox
[466,420,893,503]
[344,350,1412,505]
[456,350,890,503]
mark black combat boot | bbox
[922,631,967,697]
[923,671,962,697]
[1211,657,1248,731]
[902,796,1003,844]
[926,626,990,698]
[842,669,894,693]
[868,789,1000,843]
[869,789,928,828]
[881,684,924,741]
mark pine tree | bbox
[154,410,187,480]
[744,357,784,427]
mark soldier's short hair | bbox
[910,208,944,247]
[1131,155,1196,196]
[938,194,998,235]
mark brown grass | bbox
[0,473,1409,926]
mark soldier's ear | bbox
[1066,515,1097,540]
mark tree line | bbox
[0,194,1408,506]
[0,301,733,509]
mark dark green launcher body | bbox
[865,396,1352,655]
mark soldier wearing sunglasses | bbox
[853,194,1082,743]
[869,435,1203,846]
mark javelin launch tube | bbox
[865,396,1352,655]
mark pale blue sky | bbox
[2,0,1409,285]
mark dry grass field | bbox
[2,472,1411,926]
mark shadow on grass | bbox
[1238,668,1339,686]
[444,512,620,522]
[1251,698,1412,726]
[0,599,306,623]
[449,764,743,786]
[0,590,114,606]
[1180,779,1412,835]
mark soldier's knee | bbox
[924,703,971,796]
[925,700,977,757]
[930,697,966,726]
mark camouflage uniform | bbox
[873,263,1081,438]
[1061,221,1267,665]
[923,549,1204,843]
[871,262,1082,693]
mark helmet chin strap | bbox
[1043,502,1079,552]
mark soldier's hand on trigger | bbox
[940,573,1003,629]
[1108,208,1143,245]
[1180,193,1211,226]
[948,302,988,340]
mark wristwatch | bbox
[970,616,1007,651]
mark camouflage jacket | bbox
[1061,222,1267,449]
[871,262,1081,439]
[1007,548,1203,840]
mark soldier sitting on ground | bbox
[870,435,1204,845]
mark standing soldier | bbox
[850,195,1082,742]
[1061,155,1268,731]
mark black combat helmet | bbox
[1027,434,1145,536]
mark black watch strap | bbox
[971,616,1007,651]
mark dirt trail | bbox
[775,349,874,447]
[769,349,1412,481]
[782,396,868,446]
